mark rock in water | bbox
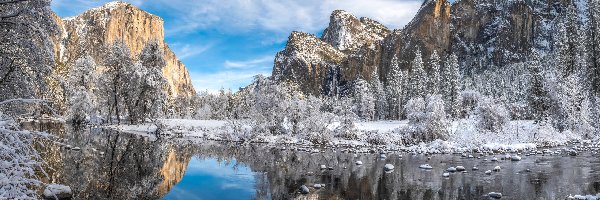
[447,167,457,172]
[419,164,433,169]
[320,165,327,170]
[511,155,522,161]
[442,172,450,177]
[485,170,492,175]
[384,164,394,171]
[379,154,387,159]
[493,166,501,171]
[313,184,322,189]
[568,150,578,156]
[300,185,310,194]
[491,157,498,162]
[43,184,72,199]
[456,166,466,171]
[355,161,363,165]
[472,166,479,171]
[488,192,503,199]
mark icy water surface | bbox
[24,122,600,200]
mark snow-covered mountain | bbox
[272,0,598,96]
[51,1,195,100]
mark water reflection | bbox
[26,122,192,199]
[24,123,600,200]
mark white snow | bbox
[43,184,72,199]
[355,120,408,133]
[384,164,394,171]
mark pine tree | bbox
[428,51,441,95]
[443,54,461,118]
[386,55,403,119]
[527,51,550,123]
[409,49,427,99]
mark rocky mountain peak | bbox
[322,10,390,52]
[54,1,195,98]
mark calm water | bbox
[24,122,600,200]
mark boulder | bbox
[43,184,72,200]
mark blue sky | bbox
[51,0,423,93]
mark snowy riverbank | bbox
[107,118,596,154]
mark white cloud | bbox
[224,56,273,69]
[171,43,213,59]
[159,0,423,36]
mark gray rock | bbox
[384,164,394,171]
[488,192,502,199]
[300,185,310,194]
[447,167,457,173]
[43,184,72,200]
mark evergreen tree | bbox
[409,49,427,99]
[386,55,403,119]
[527,52,550,123]
[443,54,461,118]
[428,50,441,95]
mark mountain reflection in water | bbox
[24,122,600,200]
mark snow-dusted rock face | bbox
[322,10,390,52]
[53,1,195,99]
[273,0,584,96]
[272,32,346,96]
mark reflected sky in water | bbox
[162,158,258,200]
[24,122,600,200]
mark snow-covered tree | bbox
[66,56,97,124]
[386,55,404,119]
[424,95,449,141]
[442,54,461,118]
[527,52,550,123]
[404,95,449,143]
[476,97,510,132]
[352,78,375,120]
[409,50,427,99]
[127,40,168,123]
[405,97,426,132]
[370,72,387,120]
[101,40,133,124]
[428,51,441,95]
[0,0,57,103]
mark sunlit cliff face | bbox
[52,1,196,101]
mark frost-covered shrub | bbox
[405,97,426,126]
[476,97,510,132]
[403,95,449,143]
[305,131,333,144]
[459,90,481,118]
[424,95,449,141]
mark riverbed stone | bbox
[300,185,310,194]
[43,184,72,200]
[384,164,394,171]
[488,192,502,199]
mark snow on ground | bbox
[160,119,227,129]
[106,118,593,154]
[355,120,408,133]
